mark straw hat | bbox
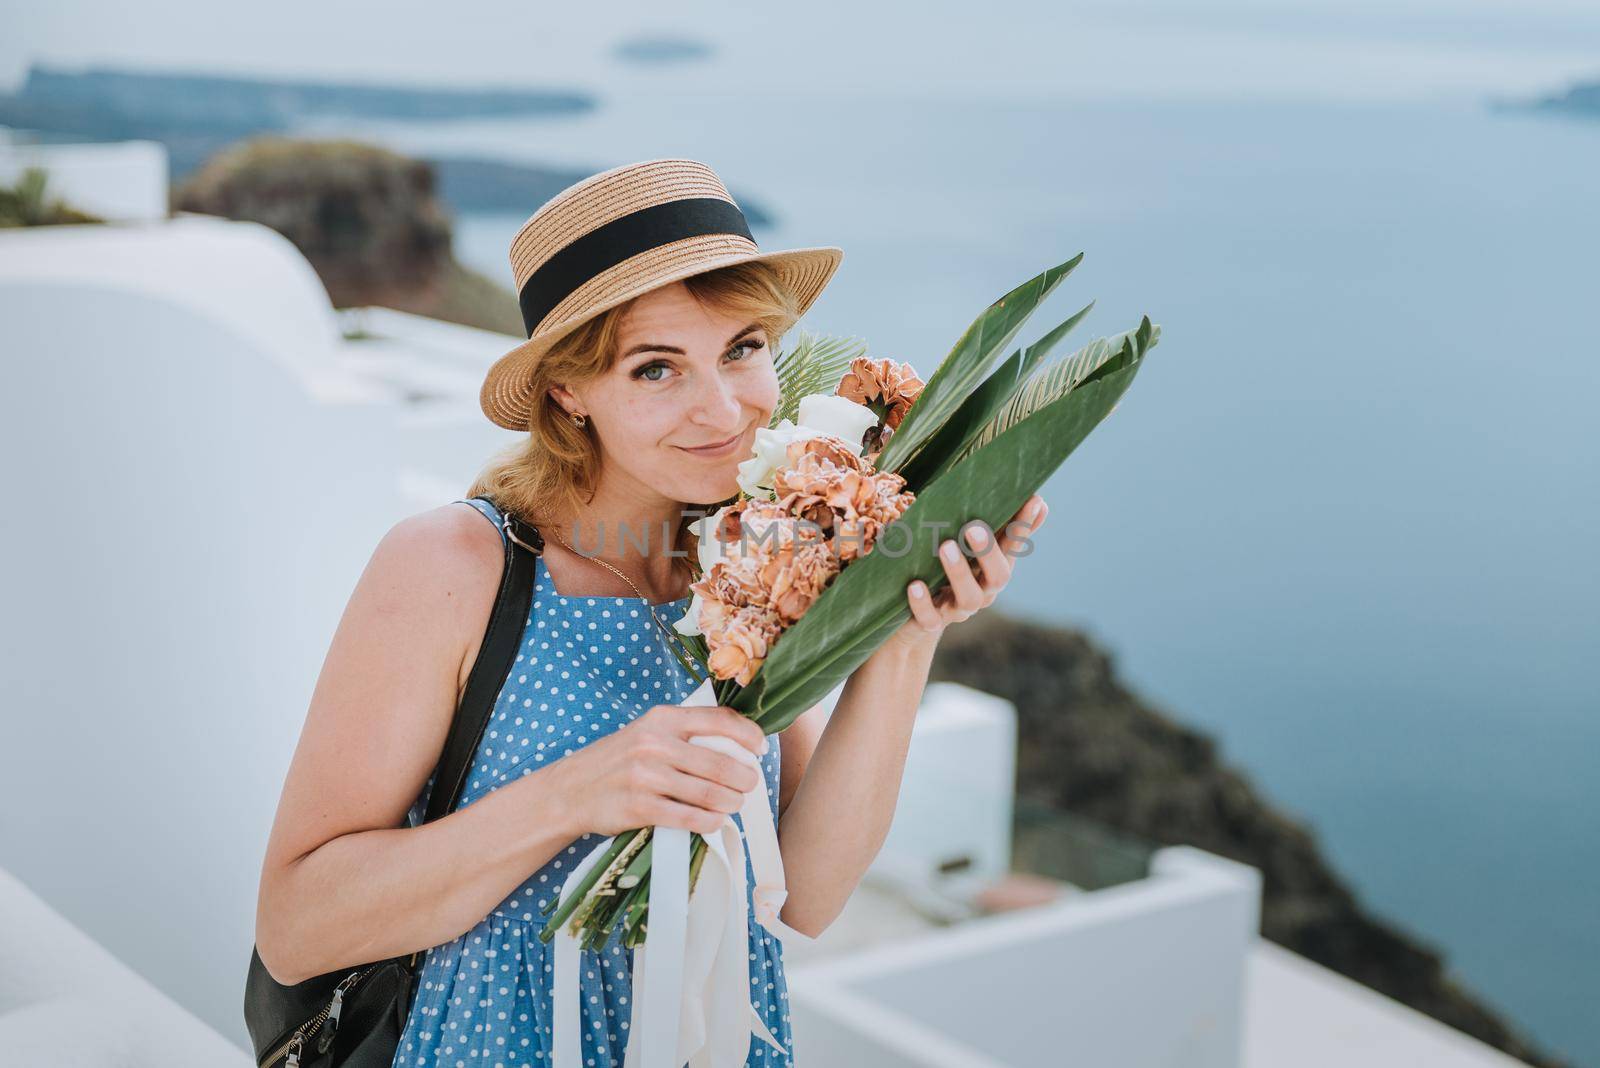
[480,158,844,431]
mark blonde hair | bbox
[466,259,801,558]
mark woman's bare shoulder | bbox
[376,501,504,575]
[349,501,507,637]
[307,501,509,715]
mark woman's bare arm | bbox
[776,702,825,818]
[772,632,939,937]
[253,504,583,985]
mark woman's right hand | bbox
[551,703,768,837]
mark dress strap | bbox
[458,495,545,557]
[424,495,542,825]
[458,496,506,544]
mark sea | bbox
[267,14,1600,1063]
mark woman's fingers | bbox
[904,496,1048,629]
[644,796,728,836]
[938,537,986,613]
[906,578,943,631]
[1000,495,1047,558]
[962,521,1012,593]
[614,707,766,836]
[656,767,745,818]
[662,705,767,757]
[668,737,761,795]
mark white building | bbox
[0,139,1532,1067]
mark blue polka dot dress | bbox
[391,497,792,1068]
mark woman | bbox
[253,159,1047,1067]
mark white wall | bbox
[789,846,1263,1067]
[0,866,250,1065]
[871,682,1016,890]
[1243,940,1535,1068]
[0,138,170,221]
[0,226,513,1048]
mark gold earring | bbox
[571,411,588,428]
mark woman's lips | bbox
[676,424,751,458]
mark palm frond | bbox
[771,328,867,427]
[872,253,1085,474]
[955,318,1160,461]
[896,300,1096,490]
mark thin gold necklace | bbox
[544,524,706,682]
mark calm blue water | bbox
[315,88,1600,1065]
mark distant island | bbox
[1508,75,1600,119]
[0,63,773,225]
[613,34,716,66]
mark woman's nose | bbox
[695,371,744,427]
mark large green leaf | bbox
[730,319,1152,730]
[897,300,1096,490]
[872,253,1085,474]
[771,329,867,427]
[746,611,906,732]
[957,318,1159,461]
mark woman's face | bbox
[552,280,779,508]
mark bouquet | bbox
[538,252,1160,958]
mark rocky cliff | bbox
[172,137,525,336]
[931,612,1567,1068]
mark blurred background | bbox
[1,2,1596,1066]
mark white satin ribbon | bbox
[552,677,813,1068]
[552,833,615,1068]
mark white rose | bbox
[674,505,738,636]
[736,397,878,498]
[736,418,809,499]
[796,394,878,452]
[691,505,735,574]
[673,591,707,636]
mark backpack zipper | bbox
[259,964,379,1067]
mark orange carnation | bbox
[836,356,925,430]
[699,600,784,686]
[690,431,915,683]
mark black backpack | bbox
[243,496,544,1067]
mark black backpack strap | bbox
[423,495,545,823]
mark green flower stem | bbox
[622,898,648,947]
[687,834,707,893]
[538,830,637,944]
[573,832,712,950]
[615,839,654,889]
[618,834,709,949]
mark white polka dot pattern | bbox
[391,498,792,1067]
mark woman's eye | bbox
[634,361,670,382]
[728,339,766,362]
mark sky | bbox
[5,0,1599,106]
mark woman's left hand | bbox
[890,492,1049,649]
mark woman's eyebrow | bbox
[619,322,762,360]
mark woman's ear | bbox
[547,384,580,419]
